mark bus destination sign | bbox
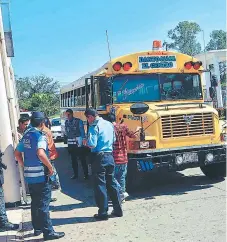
[138,55,177,70]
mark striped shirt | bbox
[113,123,136,164]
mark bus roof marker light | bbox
[152,40,162,50]
[113,62,122,71]
[123,62,132,71]
[184,61,193,70]
[193,61,202,70]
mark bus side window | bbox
[67,92,70,107]
[87,84,91,106]
[82,86,85,106]
[99,77,112,106]
[78,88,82,106]
[71,90,74,107]
[73,89,76,107]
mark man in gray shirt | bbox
[65,109,88,180]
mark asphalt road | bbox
[21,142,226,242]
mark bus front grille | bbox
[161,113,214,139]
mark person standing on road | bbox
[84,108,122,220]
[42,125,61,191]
[0,153,19,232]
[14,112,65,241]
[17,117,30,141]
[65,109,89,180]
[44,114,51,129]
[108,114,136,202]
[17,117,30,195]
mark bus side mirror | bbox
[130,103,149,115]
[209,87,215,99]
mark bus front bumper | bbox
[128,144,226,172]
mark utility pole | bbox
[0,6,20,205]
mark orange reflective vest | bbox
[42,126,58,161]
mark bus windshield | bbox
[113,74,202,103]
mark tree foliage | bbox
[15,75,60,116]
[206,30,227,51]
[164,21,202,56]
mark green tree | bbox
[206,30,227,51]
[15,75,60,116]
[165,21,202,56]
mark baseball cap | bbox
[31,112,45,119]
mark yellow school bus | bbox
[60,40,226,190]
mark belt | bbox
[92,152,113,156]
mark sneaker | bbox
[44,232,65,241]
[0,222,19,232]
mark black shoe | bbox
[34,229,42,236]
[71,175,78,179]
[111,210,123,217]
[0,222,19,231]
[50,198,57,202]
[93,214,108,221]
[44,232,65,241]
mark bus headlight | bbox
[175,155,183,165]
[206,153,214,163]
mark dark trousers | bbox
[91,153,122,215]
[28,181,54,236]
[68,145,88,178]
[0,186,8,226]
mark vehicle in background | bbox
[60,40,226,191]
[20,111,32,119]
[51,118,63,141]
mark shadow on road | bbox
[55,143,224,204]
[54,145,95,207]
[126,170,224,201]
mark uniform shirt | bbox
[65,117,86,146]
[16,127,48,153]
[113,123,135,164]
[87,117,116,153]
[42,126,58,161]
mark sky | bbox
[9,0,226,86]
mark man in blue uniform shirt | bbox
[84,108,122,220]
[14,112,65,241]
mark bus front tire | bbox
[200,162,226,179]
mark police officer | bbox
[0,153,19,232]
[14,112,65,241]
[65,109,89,180]
[84,108,123,220]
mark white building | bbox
[0,4,21,205]
[195,49,227,109]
